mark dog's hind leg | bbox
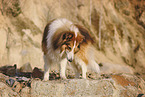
[43,55,51,81]
[81,64,87,79]
[75,59,87,79]
[60,58,67,79]
[90,60,100,74]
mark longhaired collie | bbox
[42,18,100,81]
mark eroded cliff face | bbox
[0,0,145,79]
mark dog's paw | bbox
[42,78,49,81]
[61,77,67,80]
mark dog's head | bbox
[52,24,93,62]
[60,32,84,62]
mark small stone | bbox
[6,79,15,87]
[0,65,16,77]
[16,72,32,78]
[13,83,23,93]
[16,77,30,82]
[19,63,32,72]
[32,67,44,80]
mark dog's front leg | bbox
[75,59,87,79]
[43,55,51,81]
[81,63,87,79]
[60,58,67,79]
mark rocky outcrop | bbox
[31,75,145,97]
[0,73,145,97]
[0,64,144,96]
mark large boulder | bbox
[0,72,144,97]
[30,74,145,97]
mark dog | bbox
[42,18,100,81]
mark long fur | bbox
[42,18,100,80]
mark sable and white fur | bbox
[42,18,100,81]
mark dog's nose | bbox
[68,58,72,62]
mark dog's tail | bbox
[87,45,100,74]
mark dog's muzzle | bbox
[67,58,73,62]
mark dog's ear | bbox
[75,24,94,43]
[52,32,68,50]
[76,34,84,43]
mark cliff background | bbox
[0,0,145,79]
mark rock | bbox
[32,67,44,80]
[19,62,32,72]
[0,72,30,94]
[0,65,17,77]
[6,78,15,87]
[64,79,113,96]
[20,87,30,97]
[16,72,32,78]
[30,73,145,97]
[0,73,8,79]
[49,71,60,80]
[0,82,19,97]
[16,77,30,82]
[0,72,144,97]
[12,82,23,93]
[31,80,64,97]
[5,78,24,93]
[111,73,145,96]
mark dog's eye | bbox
[68,46,71,50]
[77,44,80,49]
